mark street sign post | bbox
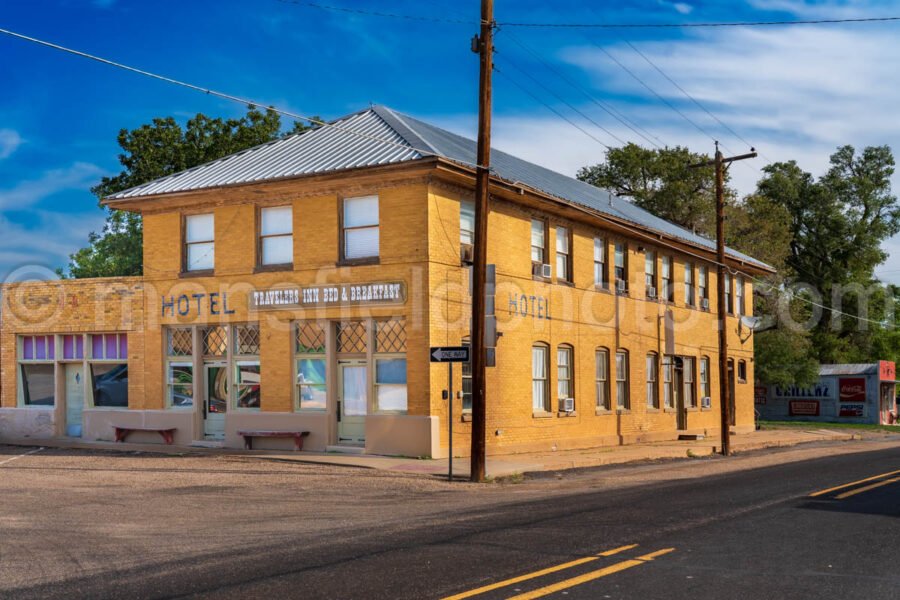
[431,346,470,482]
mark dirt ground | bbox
[0,436,897,597]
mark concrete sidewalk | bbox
[1,427,862,479]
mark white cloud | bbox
[0,129,22,160]
[659,1,694,15]
[0,162,106,210]
[0,210,107,279]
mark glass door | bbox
[204,363,228,439]
[338,361,367,446]
[65,364,84,437]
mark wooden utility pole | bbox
[470,0,494,482]
[690,143,756,456]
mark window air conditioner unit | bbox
[701,396,712,409]
[647,286,657,299]
[559,397,575,413]
[616,279,627,293]
[532,263,552,278]
[460,243,474,264]
[701,298,710,310]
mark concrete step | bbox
[326,445,365,455]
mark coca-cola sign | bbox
[839,378,866,402]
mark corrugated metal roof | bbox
[107,105,771,270]
[818,364,879,376]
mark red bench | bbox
[238,430,310,451]
[114,426,176,445]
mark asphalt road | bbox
[1,441,898,599]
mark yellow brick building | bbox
[0,106,773,457]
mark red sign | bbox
[754,386,768,405]
[879,361,895,382]
[839,404,865,418]
[789,400,820,416]
[839,378,866,402]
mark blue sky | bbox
[2,0,900,282]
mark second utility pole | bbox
[470,0,494,482]
[691,142,756,456]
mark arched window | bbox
[532,343,550,413]
[738,360,748,383]
[557,344,574,411]
[616,350,630,409]
[596,347,610,411]
[700,356,711,407]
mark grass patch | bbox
[759,420,899,433]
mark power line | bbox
[500,30,665,149]
[502,15,900,29]
[495,66,612,150]
[498,59,626,147]
[0,27,484,170]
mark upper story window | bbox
[698,266,709,307]
[645,250,657,299]
[725,273,734,314]
[736,276,746,315]
[460,201,475,246]
[259,206,293,266]
[531,219,546,264]
[342,195,379,261]
[738,359,748,383]
[593,237,607,289]
[615,243,628,293]
[662,256,674,302]
[184,213,214,272]
[556,226,571,282]
[684,262,695,306]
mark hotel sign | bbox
[250,282,406,310]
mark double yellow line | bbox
[442,544,675,600]
[809,468,900,500]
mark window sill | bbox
[664,408,677,414]
[557,280,574,287]
[686,407,699,412]
[738,379,748,385]
[532,275,551,283]
[255,263,294,274]
[595,408,613,416]
[616,290,630,297]
[461,412,473,423]
[646,407,660,413]
[557,410,578,417]
[337,257,380,267]
[533,411,554,419]
[179,269,214,279]
[88,406,128,411]
[700,407,712,411]
[616,408,631,415]
[594,284,611,294]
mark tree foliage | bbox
[62,106,318,278]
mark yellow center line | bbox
[835,476,900,500]
[809,468,900,497]
[505,548,676,600]
[440,544,638,600]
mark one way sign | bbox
[430,346,470,363]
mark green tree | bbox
[576,143,726,235]
[62,106,318,278]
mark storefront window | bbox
[296,321,327,411]
[62,334,84,360]
[375,358,407,412]
[21,363,55,406]
[91,333,127,360]
[91,364,128,408]
[167,362,194,408]
[234,324,261,409]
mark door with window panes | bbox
[202,326,228,439]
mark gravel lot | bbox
[0,437,897,598]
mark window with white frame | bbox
[596,348,610,410]
[725,273,734,314]
[662,256,674,302]
[663,355,674,409]
[532,343,550,412]
[166,328,194,408]
[89,334,128,408]
[374,318,408,413]
[260,206,293,266]
[531,219,546,264]
[645,250,657,298]
[736,276,745,315]
[234,324,261,409]
[684,262,695,306]
[557,345,574,406]
[615,243,628,292]
[594,237,607,288]
[698,266,709,307]
[556,226,571,282]
[296,321,327,411]
[342,195,379,260]
[460,201,475,246]
[646,353,659,408]
[683,357,696,408]
[18,335,55,406]
[184,213,215,272]
[616,350,629,409]
[700,356,711,401]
